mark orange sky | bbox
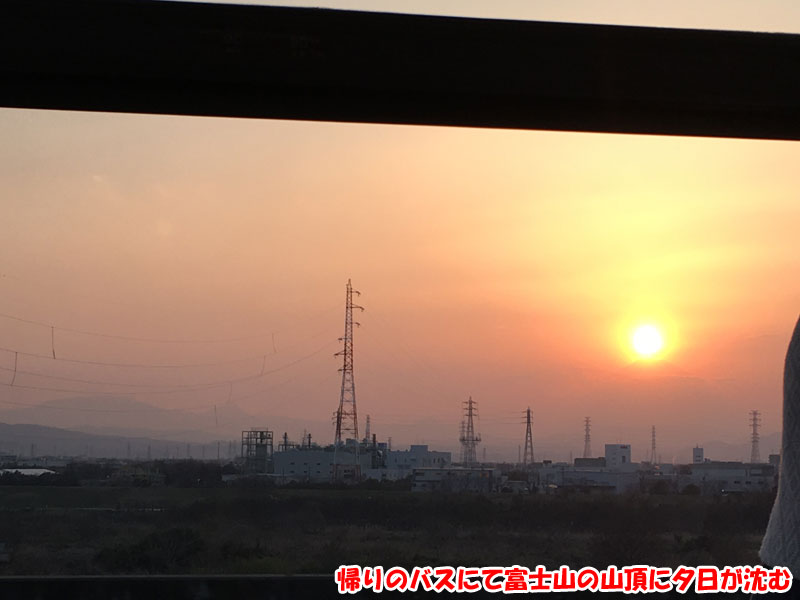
[2,3,800,462]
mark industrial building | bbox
[272,448,372,482]
[385,445,450,470]
[232,284,778,495]
[604,444,634,471]
[682,461,776,494]
[530,444,640,494]
[412,466,501,493]
[536,462,639,494]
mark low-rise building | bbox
[412,467,501,492]
[604,444,634,471]
[272,448,373,482]
[386,445,451,470]
[682,461,776,494]
[535,462,639,494]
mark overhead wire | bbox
[0,279,355,425]
[363,308,462,402]
[0,345,273,369]
[0,338,339,396]
[0,303,340,344]
[0,394,209,412]
[9,351,17,386]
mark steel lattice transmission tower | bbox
[459,396,481,466]
[750,410,761,463]
[650,425,657,464]
[583,417,592,458]
[363,414,371,444]
[334,279,364,447]
[523,407,534,466]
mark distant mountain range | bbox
[0,396,339,459]
[0,421,237,461]
[0,395,784,464]
[0,395,255,442]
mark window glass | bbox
[169,0,800,34]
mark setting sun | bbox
[632,325,664,358]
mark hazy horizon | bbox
[1,108,796,464]
[3,2,800,466]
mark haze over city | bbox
[3,1,800,464]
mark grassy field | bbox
[0,486,773,575]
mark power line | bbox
[0,395,212,413]
[0,345,266,369]
[0,311,276,344]
[0,361,338,415]
[364,310,459,402]
[9,351,17,386]
[0,303,341,345]
[0,382,213,398]
[0,339,337,395]
[232,369,338,406]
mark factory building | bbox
[604,444,634,471]
[268,443,451,483]
[272,448,372,482]
[411,466,501,492]
[682,461,776,494]
[536,461,640,494]
[522,444,639,494]
[385,445,451,470]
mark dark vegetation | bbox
[0,483,773,575]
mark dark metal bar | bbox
[3,0,800,139]
[0,575,336,600]
[0,574,599,599]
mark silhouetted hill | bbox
[0,421,235,460]
[0,396,254,441]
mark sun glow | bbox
[632,324,664,358]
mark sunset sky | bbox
[1,1,800,462]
